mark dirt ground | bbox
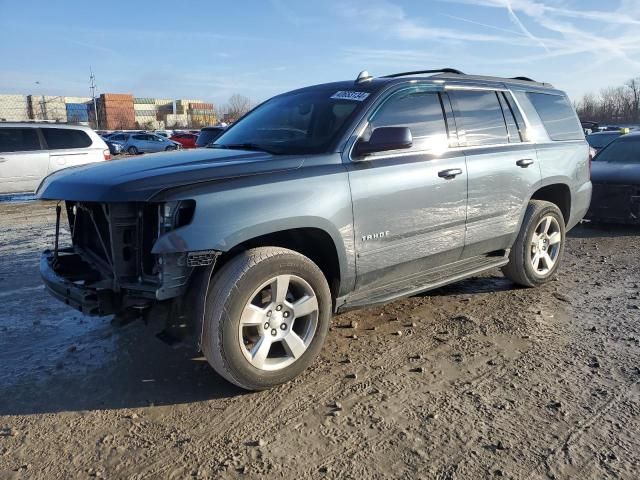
[0,199,638,480]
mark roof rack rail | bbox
[382,68,465,78]
[510,76,536,82]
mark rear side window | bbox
[526,93,583,141]
[42,128,92,150]
[369,90,448,152]
[451,91,508,146]
[133,134,146,140]
[0,128,41,152]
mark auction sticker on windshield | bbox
[330,91,370,101]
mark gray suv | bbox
[37,68,591,390]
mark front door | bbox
[348,87,467,293]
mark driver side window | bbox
[368,90,449,153]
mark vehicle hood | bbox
[591,161,640,185]
[36,148,304,202]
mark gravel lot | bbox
[0,200,639,479]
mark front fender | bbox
[150,163,356,295]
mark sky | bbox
[1,0,640,106]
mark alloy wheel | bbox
[530,215,562,275]
[238,274,319,371]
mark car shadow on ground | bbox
[570,222,640,238]
[422,275,517,298]
[0,319,246,416]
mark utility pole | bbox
[90,67,99,129]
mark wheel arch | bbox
[218,227,344,300]
[529,183,571,225]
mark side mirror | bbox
[353,126,412,158]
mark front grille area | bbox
[61,200,196,302]
[66,201,157,287]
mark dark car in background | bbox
[586,131,625,154]
[195,126,226,147]
[587,133,640,224]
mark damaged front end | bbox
[40,199,218,319]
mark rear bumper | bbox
[40,249,116,316]
[568,181,592,230]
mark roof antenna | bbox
[355,70,373,84]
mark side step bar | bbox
[338,252,509,312]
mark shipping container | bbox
[133,97,155,104]
[101,93,133,102]
[0,94,30,121]
[64,96,92,104]
[66,103,90,123]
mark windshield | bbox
[213,89,366,154]
[586,133,620,149]
[595,136,640,163]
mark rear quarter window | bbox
[42,128,92,150]
[526,93,583,141]
[0,128,41,152]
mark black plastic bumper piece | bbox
[40,249,116,316]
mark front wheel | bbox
[201,247,332,390]
[502,200,566,287]
[127,146,138,155]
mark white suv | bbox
[0,123,110,195]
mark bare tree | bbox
[575,77,640,125]
[224,94,252,123]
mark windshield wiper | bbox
[210,143,279,154]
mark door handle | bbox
[0,157,6,163]
[438,168,463,179]
[516,158,534,168]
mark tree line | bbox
[575,77,640,125]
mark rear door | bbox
[448,88,541,257]
[0,127,49,194]
[41,128,96,173]
[348,86,468,292]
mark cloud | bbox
[337,0,551,47]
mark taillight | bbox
[588,147,595,178]
[103,149,112,161]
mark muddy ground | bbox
[0,199,638,479]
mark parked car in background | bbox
[107,132,181,154]
[154,130,172,138]
[37,69,591,390]
[586,131,625,154]
[195,126,226,147]
[105,139,124,156]
[581,121,599,134]
[587,133,640,223]
[0,123,110,195]
[170,132,198,149]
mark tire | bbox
[201,247,332,390]
[127,146,138,155]
[502,200,566,287]
[165,146,175,151]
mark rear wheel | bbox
[127,146,138,155]
[502,200,566,287]
[201,247,332,390]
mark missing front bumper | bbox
[40,249,117,316]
